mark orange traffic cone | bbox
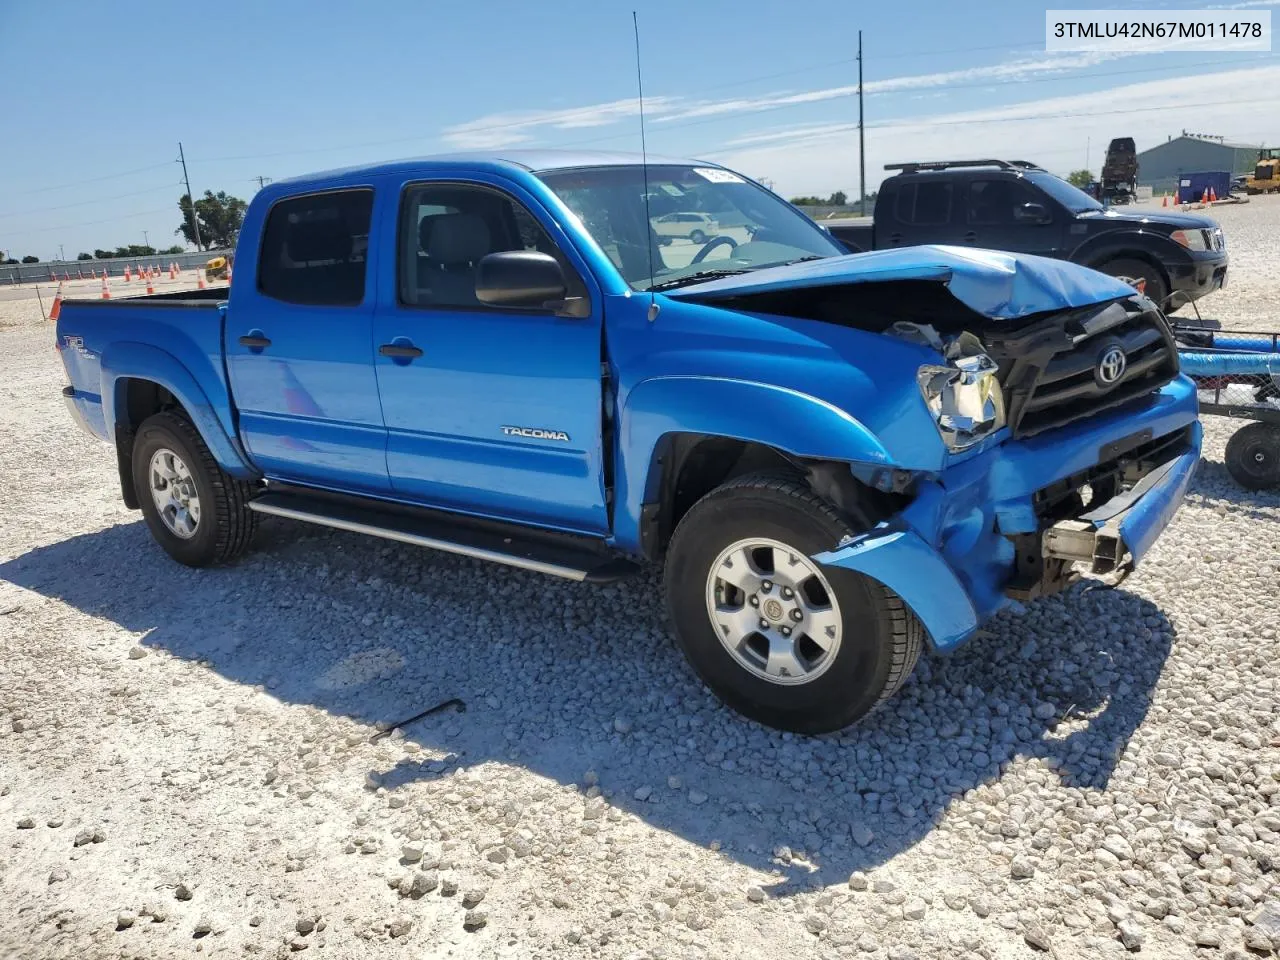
[50,283,63,322]
[1202,189,1210,204]
[1209,186,1217,202]
[1162,194,1168,207]
[169,262,177,280]
[197,269,207,290]
[146,273,155,295]
[226,261,233,285]
[100,274,111,300]
[124,265,132,282]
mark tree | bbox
[21,255,39,263]
[827,190,848,206]
[177,190,248,250]
[77,252,94,260]
[161,244,185,255]
[1067,169,1093,188]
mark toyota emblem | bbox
[1096,346,1127,385]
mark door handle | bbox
[239,332,271,349]
[379,342,424,359]
[888,233,903,245]
[962,231,978,243]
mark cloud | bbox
[441,96,680,149]
[705,65,1280,198]
[652,52,1126,125]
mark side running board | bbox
[249,489,639,583]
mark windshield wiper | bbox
[645,268,751,291]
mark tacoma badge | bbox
[502,426,571,442]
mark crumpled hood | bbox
[666,245,1140,320]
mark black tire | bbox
[132,411,258,567]
[1225,422,1280,491]
[689,229,707,245]
[664,474,923,734]
[1097,257,1170,312]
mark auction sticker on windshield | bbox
[1046,9,1270,51]
[693,168,746,184]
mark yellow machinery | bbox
[1245,149,1280,195]
[204,255,230,280]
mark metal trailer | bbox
[1173,324,1280,490]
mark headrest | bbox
[426,213,491,264]
[285,218,351,263]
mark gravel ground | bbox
[2,198,1279,960]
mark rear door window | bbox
[258,189,373,306]
[892,181,953,225]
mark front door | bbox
[226,187,390,494]
[964,178,1062,257]
[370,176,607,534]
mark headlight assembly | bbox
[917,353,1006,451]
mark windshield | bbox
[1024,171,1104,214]
[536,164,845,290]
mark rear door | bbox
[887,179,963,247]
[370,175,608,533]
[226,187,390,494]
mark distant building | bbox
[1136,134,1265,193]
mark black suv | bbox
[824,159,1228,311]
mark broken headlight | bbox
[917,354,1006,451]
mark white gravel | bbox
[2,198,1280,960]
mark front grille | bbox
[987,296,1180,438]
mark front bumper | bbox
[815,376,1201,651]
[1168,251,1228,306]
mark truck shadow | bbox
[0,517,1175,895]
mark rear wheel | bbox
[1098,257,1170,311]
[689,229,707,244]
[132,412,258,566]
[664,475,923,733]
[1225,422,1280,490]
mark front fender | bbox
[1070,230,1188,273]
[611,375,895,552]
[100,341,257,478]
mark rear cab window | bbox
[258,189,374,305]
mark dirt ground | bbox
[2,198,1279,960]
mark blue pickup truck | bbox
[57,151,1201,733]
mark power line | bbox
[10,161,176,198]
[544,56,1276,151]
[17,206,175,236]
[0,181,185,221]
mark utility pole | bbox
[142,230,149,251]
[177,141,202,252]
[58,243,65,262]
[858,30,866,217]
[252,175,272,192]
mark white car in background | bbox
[653,211,718,244]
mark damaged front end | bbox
[817,292,1198,650]
[673,246,1200,652]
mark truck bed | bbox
[57,293,234,447]
[821,216,874,253]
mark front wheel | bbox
[689,229,707,244]
[1225,421,1280,490]
[132,412,258,567]
[664,475,923,733]
[1097,257,1170,312]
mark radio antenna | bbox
[632,11,658,320]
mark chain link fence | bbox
[1,249,233,286]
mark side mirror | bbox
[476,251,567,308]
[1014,202,1051,224]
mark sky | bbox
[1,0,1277,260]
